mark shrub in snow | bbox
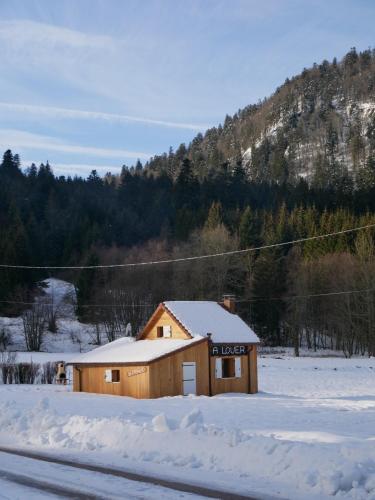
[0,351,17,384]
[14,362,40,384]
[41,362,57,384]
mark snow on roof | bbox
[163,301,260,344]
[70,336,204,365]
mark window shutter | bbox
[163,325,172,338]
[235,357,242,378]
[105,369,112,382]
[215,358,222,379]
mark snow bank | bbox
[0,397,374,499]
[0,356,374,499]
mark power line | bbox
[0,223,374,270]
[0,300,155,308]
[1,287,374,308]
[236,287,375,303]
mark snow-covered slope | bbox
[0,278,103,354]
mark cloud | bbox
[0,19,114,51]
[0,129,151,161]
[0,102,209,131]
[21,160,123,177]
[0,18,219,122]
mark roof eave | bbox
[67,337,208,367]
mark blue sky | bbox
[0,0,374,177]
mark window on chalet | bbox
[105,369,120,383]
[222,358,235,378]
[156,325,172,338]
[215,358,242,379]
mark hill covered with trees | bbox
[1,47,375,355]
[147,47,375,189]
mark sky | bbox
[0,0,374,177]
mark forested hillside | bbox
[1,48,375,355]
[147,47,375,188]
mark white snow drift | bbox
[0,356,374,499]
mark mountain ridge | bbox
[146,47,375,188]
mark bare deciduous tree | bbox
[22,303,47,351]
[0,351,17,384]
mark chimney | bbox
[222,294,236,313]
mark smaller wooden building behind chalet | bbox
[70,297,260,399]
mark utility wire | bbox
[1,287,374,308]
[0,300,155,308]
[236,287,375,302]
[0,223,374,270]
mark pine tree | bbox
[204,202,223,230]
[239,206,259,248]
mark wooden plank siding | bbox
[249,345,258,394]
[73,340,210,399]
[74,364,151,398]
[210,355,250,395]
[149,340,209,398]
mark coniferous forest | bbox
[1,48,375,356]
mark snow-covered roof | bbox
[69,336,204,365]
[163,301,260,344]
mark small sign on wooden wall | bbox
[127,367,147,377]
[210,344,248,356]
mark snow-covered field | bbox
[0,356,374,500]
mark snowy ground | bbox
[0,451,205,500]
[0,356,374,500]
[0,278,117,353]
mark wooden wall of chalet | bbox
[143,309,189,339]
[149,340,209,398]
[209,345,258,395]
[72,339,210,399]
[249,346,258,393]
[73,364,150,398]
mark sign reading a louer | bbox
[210,344,248,356]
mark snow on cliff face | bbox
[242,97,375,182]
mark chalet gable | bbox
[139,301,260,344]
[138,303,192,340]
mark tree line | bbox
[1,149,374,355]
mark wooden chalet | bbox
[70,296,260,398]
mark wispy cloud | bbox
[0,129,151,160]
[21,159,123,177]
[0,19,114,51]
[0,102,209,131]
